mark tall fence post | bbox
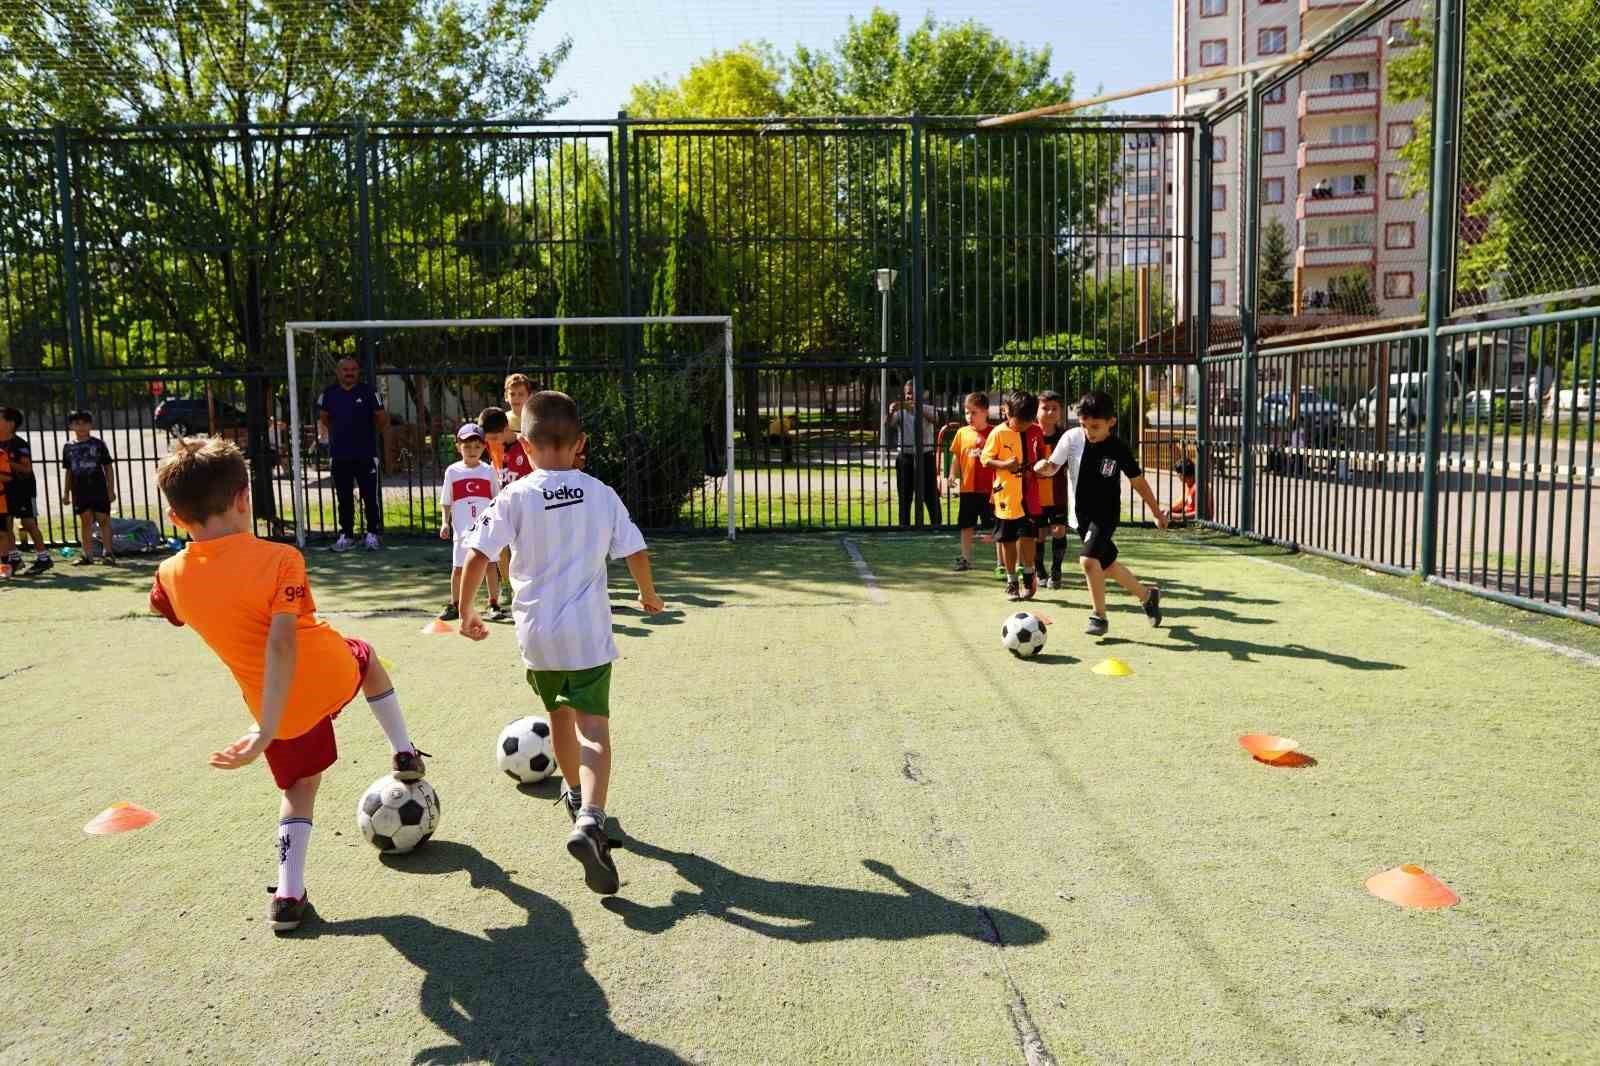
[908,114,926,527]
[1419,0,1466,577]
[1195,120,1214,522]
[615,111,640,512]
[53,125,88,409]
[1238,77,1264,536]
[354,119,375,376]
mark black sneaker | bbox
[100,555,119,567]
[567,816,620,895]
[487,604,511,623]
[557,788,582,823]
[1005,580,1021,602]
[72,555,94,567]
[438,603,459,621]
[1022,570,1038,600]
[1086,614,1109,637]
[25,556,53,575]
[1142,587,1163,628]
[266,887,310,932]
[952,556,972,572]
[392,748,429,781]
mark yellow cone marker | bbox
[1092,658,1133,677]
[379,658,395,671]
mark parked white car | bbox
[1348,372,1462,429]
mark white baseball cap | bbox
[455,423,484,441]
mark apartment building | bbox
[1173,0,1429,321]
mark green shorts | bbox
[525,663,613,718]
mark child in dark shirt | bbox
[62,410,118,565]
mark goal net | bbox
[283,316,735,547]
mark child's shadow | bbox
[604,837,1048,949]
[301,841,685,1065]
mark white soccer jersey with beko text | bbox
[461,467,647,671]
[442,461,498,534]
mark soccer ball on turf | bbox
[356,775,440,854]
[497,715,556,784]
[1001,612,1048,658]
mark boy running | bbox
[457,390,663,896]
[0,407,50,575]
[1033,390,1166,637]
[981,390,1042,602]
[438,423,504,623]
[62,410,118,565]
[149,437,427,932]
[1033,391,1071,590]
[942,391,994,572]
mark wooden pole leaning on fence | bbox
[976,51,1314,127]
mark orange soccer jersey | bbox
[150,533,358,740]
[0,448,9,515]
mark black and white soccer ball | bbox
[497,715,556,784]
[1001,612,1048,658]
[356,775,440,854]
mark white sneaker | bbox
[331,535,355,553]
[363,533,381,552]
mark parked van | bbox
[1348,372,1461,429]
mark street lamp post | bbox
[875,268,898,461]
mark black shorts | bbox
[993,516,1036,543]
[73,494,111,517]
[1034,507,1068,535]
[3,489,33,521]
[1078,520,1120,567]
[956,493,994,531]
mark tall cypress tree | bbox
[558,193,616,359]
[1258,217,1294,316]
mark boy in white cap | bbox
[438,423,505,621]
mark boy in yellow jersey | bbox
[981,390,1041,601]
[149,438,428,932]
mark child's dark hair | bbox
[1038,389,1063,406]
[158,437,250,525]
[1175,458,1196,479]
[67,409,93,426]
[1076,390,1117,420]
[0,406,21,428]
[1004,389,1038,423]
[477,406,510,435]
[523,390,581,448]
[964,390,989,410]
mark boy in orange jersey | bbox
[942,391,995,572]
[149,438,428,933]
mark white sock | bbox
[276,818,312,899]
[366,688,413,754]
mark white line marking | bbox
[839,538,888,605]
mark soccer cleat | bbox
[1086,614,1109,637]
[557,788,582,823]
[73,555,94,567]
[1005,580,1022,602]
[99,555,119,567]
[567,816,621,895]
[1022,570,1038,600]
[1143,587,1163,628]
[952,556,972,572]
[994,564,1008,580]
[438,603,459,621]
[26,556,53,575]
[487,603,511,623]
[391,747,429,781]
[1044,576,1061,591]
[364,533,382,552]
[266,887,310,932]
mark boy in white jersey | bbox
[438,423,505,622]
[458,391,663,895]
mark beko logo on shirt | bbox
[543,484,585,510]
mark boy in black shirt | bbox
[0,406,50,575]
[62,410,118,565]
[1034,391,1166,636]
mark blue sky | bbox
[535,0,1175,118]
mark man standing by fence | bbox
[318,357,388,552]
[885,381,941,528]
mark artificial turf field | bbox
[4,529,1598,1065]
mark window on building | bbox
[1262,127,1286,154]
[1109,209,1122,224]
[1388,19,1417,46]
[1264,83,1287,105]
[1201,40,1228,67]
[1329,72,1371,92]
[1328,123,1373,145]
[1210,281,1226,307]
[1212,185,1227,211]
[1213,137,1228,162]
[1322,222,1374,246]
[1330,174,1368,196]
[1384,272,1415,299]
[1211,234,1227,259]
[1388,122,1415,148]
[1386,172,1412,199]
[1263,177,1285,204]
[1258,28,1288,56]
[1110,252,1123,268]
[1385,222,1416,249]
[1200,0,1225,15]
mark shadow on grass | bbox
[301,841,685,1066]
[1103,625,1402,671]
[603,837,1048,949]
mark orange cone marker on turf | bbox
[1365,864,1459,910]
[1092,658,1133,677]
[1238,734,1300,763]
[84,802,160,835]
[420,619,453,635]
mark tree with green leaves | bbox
[1388,0,1600,303]
[1329,270,1378,317]
[1258,217,1294,315]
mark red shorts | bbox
[262,638,373,789]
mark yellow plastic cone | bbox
[1365,864,1459,910]
[1092,658,1133,677]
[84,802,160,835]
[379,658,395,671]
[420,619,453,635]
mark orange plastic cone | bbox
[1238,734,1300,762]
[420,619,453,635]
[84,802,160,835]
[1365,864,1459,909]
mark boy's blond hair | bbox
[503,373,534,396]
[158,437,250,525]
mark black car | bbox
[154,397,247,436]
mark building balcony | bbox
[1298,140,1378,168]
[1327,35,1380,60]
[1297,192,1377,218]
[1297,244,1376,269]
[1299,87,1379,118]
[1300,0,1361,12]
